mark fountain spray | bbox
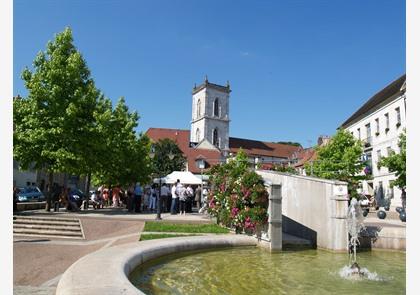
[346,197,366,274]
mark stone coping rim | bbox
[56,234,257,295]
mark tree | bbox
[14,27,100,210]
[91,97,151,187]
[305,128,366,198]
[379,130,406,189]
[151,138,186,178]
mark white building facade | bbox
[190,77,231,152]
[340,75,406,208]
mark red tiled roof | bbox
[187,149,222,173]
[229,137,301,159]
[293,148,317,168]
[146,128,303,173]
[145,128,222,174]
[260,163,275,170]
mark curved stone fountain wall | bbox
[56,235,257,295]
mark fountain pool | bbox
[130,247,405,295]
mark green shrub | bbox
[208,149,269,234]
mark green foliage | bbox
[143,222,229,233]
[379,130,406,189]
[151,138,186,177]
[14,27,100,175]
[14,27,151,191]
[306,128,366,198]
[91,97,151,187]
[273,164,298,174]
[208,149,269,234]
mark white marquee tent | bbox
[154,171,202,185]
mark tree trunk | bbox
[85,173,91,197]
[84,173,91,209]
[45,171,53,211]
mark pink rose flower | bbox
[231,207,239,217]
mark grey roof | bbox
[192,81,231,94]
[340,74,406,128]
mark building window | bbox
[196,128,200,142]
[375,118,380,136]
[212,128,219,147]
[214,98,219,117]
[197,99,201,118]
[363,152,372,175]
[357,128,361,140]
[385,113,389,131]
[366,123,371,143]
[377,149,382,169]
[396,107,401,127]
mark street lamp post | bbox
[195,158,205,211]
[162,152,175,218]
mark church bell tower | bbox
[190,76,231,151]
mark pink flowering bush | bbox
[208,150,269,235]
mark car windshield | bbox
[19,187,40,193]
[71,189,84,196]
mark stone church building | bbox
[146,77,302,175]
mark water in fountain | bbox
[339,197,381,280]
[347,198,365,264]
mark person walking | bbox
[160,183,170,213]
[52,183,61,212]
[67,188,80,212]
[375,182,384,209]
[401,188,406,209]
[103,188,110,207]
[112,186,121,208]
[178,183,187,215]
[134,183,143,213]
[195,185,202,210]
[199,187,209,214]
[170,182,178,215]
[149,184,157,212]
[126,184,134,212]
[186,184,194,213]
[13,186,19,212]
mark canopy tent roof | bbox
[153,171,202,185]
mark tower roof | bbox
[192,78,231,94]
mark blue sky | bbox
[14,0,405,147]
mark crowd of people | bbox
[89,179,209,215]
[13,179,210,215]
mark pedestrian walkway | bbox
[13,207,214,294]
[16,207,213,223]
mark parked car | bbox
[17,186,45,202]
[69,189,86,208]
[358,194,376,209]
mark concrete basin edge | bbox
[56,234,257,295]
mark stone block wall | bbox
[257,170,349,252]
